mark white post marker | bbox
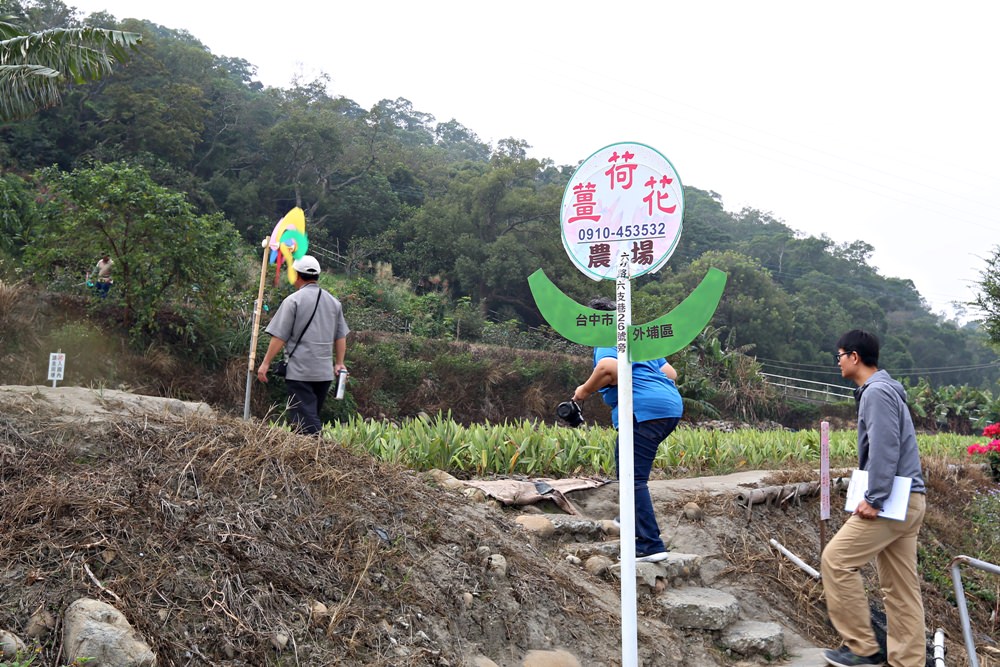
[48,351,65,388]
[820,421,830,520]
[615,252,639,665]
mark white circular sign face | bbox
[560,142,684,281]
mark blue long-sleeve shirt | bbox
[593,347,682,429]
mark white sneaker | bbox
[635,551,669,563]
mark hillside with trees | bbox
[1,0,998,425]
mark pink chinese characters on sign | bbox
[560,142,684,281]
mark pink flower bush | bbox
[968,422,1000,482]
[966,441,1000,456]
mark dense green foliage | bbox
[1,0,997,419]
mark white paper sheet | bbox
[844,469,912,521]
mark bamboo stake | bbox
[244,239,270,420]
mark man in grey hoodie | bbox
[821,330,927,667]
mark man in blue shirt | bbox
[572,297,683,563]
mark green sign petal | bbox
[527,269,616,347]
[528,268,727,360]
[629,268,727,361]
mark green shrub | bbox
[451,296,485,340]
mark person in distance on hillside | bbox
[93,253,113,298]
[256,255,349,436]
[571,296,683,564]
[821,329,926,667]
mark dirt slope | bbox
[0,386,678,666]
[0,386,995,666]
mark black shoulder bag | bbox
[273,290,323,377]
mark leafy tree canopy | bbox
[0,0,995,390]
[26,161,245,339]
[973,245,1000,346]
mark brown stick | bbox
[83,561,122,603]
[243,240,271,420]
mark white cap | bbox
[292,255,321,276]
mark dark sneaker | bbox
[635,551,669,563]
[823,646,885,667]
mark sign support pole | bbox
[616,252,639,667]
[48,348,65,388]
[530,141,724,667]
[819,420,831,550]
[243,239,270,420]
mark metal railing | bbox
[761,372,854,403]
[309,243,350,269]
[949,555,1000,667]
[771,543,999,666]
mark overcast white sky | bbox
[67,0,999,321]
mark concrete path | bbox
[781,647,829,666]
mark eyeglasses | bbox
[834,351,853,363]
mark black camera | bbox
[556,400,584,427]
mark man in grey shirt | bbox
[822,329,926,667]
[256,255,349,435]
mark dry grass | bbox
[0,410,636,666]
[0,280,42,381]
[760,463,831,486]
[716,505,839,646]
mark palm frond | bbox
[0,64,61,120]
[0,16,25,40]
[0,21,23,41]
[1,27,141,79]
[0,26,141,121]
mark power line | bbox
[896,361,1000,374]
[893,360,1000,373]
[543,55,1000,234]
[758,358,854,374]
[758,357,1000,376]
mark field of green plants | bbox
[323,415,984,477]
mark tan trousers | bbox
[821,493,926,667]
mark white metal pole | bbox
[932,628,945,667]
[616,251,638,667]
[769,538,821,579]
